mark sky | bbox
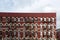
[0,0,60,29]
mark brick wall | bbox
[0,12,56,40]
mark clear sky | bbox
[0,0,60,29]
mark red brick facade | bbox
[0,12,56,40]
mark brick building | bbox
[56,29,60,40]
[0,12,56,40]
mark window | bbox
[5,35,8,40]
[0,36,2,40]
[34,17,38,21]
[40,17,43,22]
[13,23,17,28]
[14,17,16,22]
[43,23,47,29]
[27,23,30,27]
[5,23,8,27]
[18,29,20,37]
[9,36,12,40]
[40,23,43,29]
[11,17,15,23]
[28,17,34,22]
[20,17,24,22]
[0,31,2,35]
[6,17,9,23]
[17,17,20,22]
[48,24,51,29]
[48,38,51,40]
[22,23,25,26]
[24,17,29,22]
[23,38,26,40]
[52,31,54,35]
[40,38,42,40]
[16,23,21,27]
[51,24,55,29]
[31,23,34,29]
[44,18,46,22]
[48,31,50,36]
[14,30,16,36]
[40,32,42,36]
[48,17,51,22]
[9,31,12,36]
[51,38,54,40]
[0,23,2,28]
[25,23,28,27]
[25,31,30,37]
[35,23,38,26]
[43,37,47,40]
[44,30,46,35]
[14,36,16,40]
[25,23,30,30]
[31,31,35,37]
[0,17,2,22]
[6,30,8,35]
[51,17,54,22]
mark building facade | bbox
[0,13,56,40]
[56,29,60,40]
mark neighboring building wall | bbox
[0,13,56,40]
[56,29,60,40]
